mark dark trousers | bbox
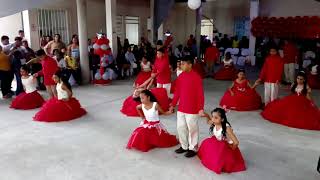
[67,69,82,85]
[14,71,23,96]
[0,70,13,96]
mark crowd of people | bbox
[0,29,319,175]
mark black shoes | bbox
[175,147,188,154]
[184,150,197,158]
[175,147,197,158]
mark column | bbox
[105,0,117,58]
[149,0,155,44]
[249,0,259,66]
[157,23,164,41]
[76,0,90,84]
[195,6,202,58]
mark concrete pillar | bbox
[249,0,259,66]
[195,6,202,58]
[105,0,117,58]
[149,0,155,44]
[157,23,164,41]
[76,0,90,84]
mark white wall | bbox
[0,13,23,42]
[260,0,320,17]
[164,0,249,46]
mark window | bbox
[125,16,139,45]
[201,19,214,41]
[37,9,70,43]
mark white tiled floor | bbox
[0,77,319,180]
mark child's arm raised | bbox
[226,127,239,150]
[136,104,145,120]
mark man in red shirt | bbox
[153,48,171,96]
[204,43,219,76]
[283,40,298,84]
[254,47,284,105]
[169,55,205,158]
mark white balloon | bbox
[100,44,108,50]
[101,56,107,63]
[93,43,100,49]
[188,0,201,10]
[101,62,107,67]
[95,72,101,80]
[102,72,109,80]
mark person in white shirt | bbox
[125,47,137,76]
[1,35,15,55]
[174,45,183,59]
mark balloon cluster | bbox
[92,33,113,84]
[251,16,320,39]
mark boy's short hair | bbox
[181,55,194,65]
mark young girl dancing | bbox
[198,108,246,174]
[261,71,320,130]
[134,56,152,87]
[121,75,170,117]
[220,69,262,111]
[33,71,86,122]
[10,65,45,109]
[127,89,178,152]
[214,52,238,81]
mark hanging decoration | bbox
[187,0,201,10]
[251,16,320,39]
[92,33,112,85]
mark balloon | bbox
[188,0,201,10]
[101,44,109,50]
[93,43,100,49]
[102,72,109,80]
[101,62,107,67]
[101,56,107,63]
[95,72,101,80]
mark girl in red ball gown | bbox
[198,108,246,174]
[127,89,178,152]
[134,56,152,87]
[10,65,45,110]
[121,75,170,117]
[214,52,238,80]
[220,69,262,111]
[34,71,86,122]
[261,71,320,130]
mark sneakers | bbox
[175,147,188,154]
[184,150,197,158]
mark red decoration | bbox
[251,16,320,40]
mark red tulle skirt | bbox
[193,62,206,79]
[220,89,262,111]
[214,66,238,80]
[10,91,45,110]
[308,74,320,89]
[261,94,320,130]
[127,120,178,152]
[135,71,152,86]
[120,96,141,117]
[120,88,170,117]
[198,137,246,174]
[33,97,87,122]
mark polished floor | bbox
[0,75,319,180]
